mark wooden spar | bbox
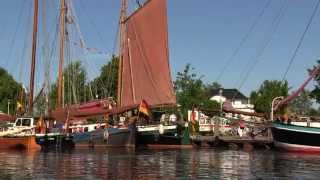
[117,0,127,107]
[57,0,66,108]
[28,0,39,114]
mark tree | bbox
[0,67,22,114]
[250,80,289,113]
[309,60,320,103]
[91,55,119,100]
[174,64,219,118]
[289,90,313,116]
[205,81,222,92]
[50,61,88,108]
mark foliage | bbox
[174,64,219,118]
[91,55,119,100]
[50,61,88,108]
[250,80,289,114]
[205,81,222,92]
[309,60,320,103]
[309,107,320,117]
[0,67,22,114]
[289,90,313,116]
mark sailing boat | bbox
[271,65,320,153]
[0,0,40,150]
[36,0,190,149]
[117,0,190,147]
[35,0,137,150]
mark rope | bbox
[231,0,289,101]
[215,0,272,83]
[282,0,320,81]
[237,0,288,90]
[5,1,27,71]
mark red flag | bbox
[139,100,150,117]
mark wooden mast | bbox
[28,0,39,114]
[57,0,66,108]
[117,0,128,107]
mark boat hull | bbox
[74,125,136,148]
[35,133,75,150]
[136,124,191,148]
[0,136,40,150]
[35,125,136,150]
[272,122,320,152]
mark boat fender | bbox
[104,130,109,140]
[184,122,188,127]
[159,124,164,134]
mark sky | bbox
[0,0,320,97]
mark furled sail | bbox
[120,0,176,107]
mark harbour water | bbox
[0,148,319,179]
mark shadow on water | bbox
[0,148,319,179]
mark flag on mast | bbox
[139,99,150,117]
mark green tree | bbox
[91,55,119,100]
[50,61,88,108]
[205,81,222,92]
[309,107,320,117]
[309,60,320,103]
[289,90,312,116]
[0,67,22,114]
[174,64,219,118]
[250,80,289,113]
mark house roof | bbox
[210,88,248,100]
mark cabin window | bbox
[16,119,22,126]
[84,127,88,132]
[22,119,31,126]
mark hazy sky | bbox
[0,0,319,96]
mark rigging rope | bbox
[215,0,272,83]
[5,1,27,71]
[281,0,320,81]
[231,0,289,101]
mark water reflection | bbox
[0,148,319,179]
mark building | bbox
[209,88,254,113]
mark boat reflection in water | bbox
[0,148,320,179]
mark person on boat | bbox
[238,117,245,137]
[36,116,46,134]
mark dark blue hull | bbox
[35,125,136,150]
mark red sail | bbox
[120,0,176,107]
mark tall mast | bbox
[57,0,66,108]
[117,0,127,106]
[28,0,39,114]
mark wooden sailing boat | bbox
[35,0,136,149]
[0,0,40,150]
[117,0,190,147]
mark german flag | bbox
[138,99,150,117]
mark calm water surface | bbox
[0,148,319,179]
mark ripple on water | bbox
[0,148,319,179]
